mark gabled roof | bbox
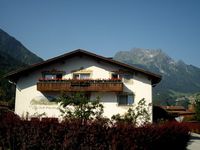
[161,106,195,116]
[5,49,161,85]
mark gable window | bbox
[44,74,57,79]
[111,73,120,79]
[118,93,134,105]
[73,73,90,79]
[42,70,64,80]
[44,73,63,80]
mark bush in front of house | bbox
[0,111,190,150]
[109,121,190,150]
[111,98,151,126]
[194,93,200,121]
[184,121,200,134]
[57,92,104,124]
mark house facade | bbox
[6,49,161,119]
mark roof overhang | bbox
[5,49,162,85]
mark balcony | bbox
[37,79,123,92]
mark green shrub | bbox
[57,92,104,124]
[194,93,200,121]
[112,98,151,126]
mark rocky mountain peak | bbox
[115,48,176,71]
[114,48,200,105]
[131,48,174,64]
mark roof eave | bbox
[5,49,162,85]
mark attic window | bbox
[43,74,63,80]
[73,73,90,79]
[42,70,64,80]
[111,73,120,79]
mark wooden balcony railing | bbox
[37,79,123,92]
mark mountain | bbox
[0,28,43,107]
[114,48,200,105]
[0,28,43,65]
[0,51,27,73]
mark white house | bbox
[6,49,161,120]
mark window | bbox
[112,73,132,80]
[42,70,64,80]
[74,74,80,79]
[56,74,62,79]
[44,73,62,80]
[73,73,90,79]
[111,73,119,79]
[118,93,134,105]
[80,74,90,79]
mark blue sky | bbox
[1,0,200,67]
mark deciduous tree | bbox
[57,92,104,123]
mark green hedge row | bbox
[0,111,190,150]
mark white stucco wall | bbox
[14,55,152,120]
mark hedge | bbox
[184,121,200,134]
[0,111,190,150]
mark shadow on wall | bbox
[16,76,37,91]
[134,73,151,85]
[123,84,133,93]
[30,94,58,106]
